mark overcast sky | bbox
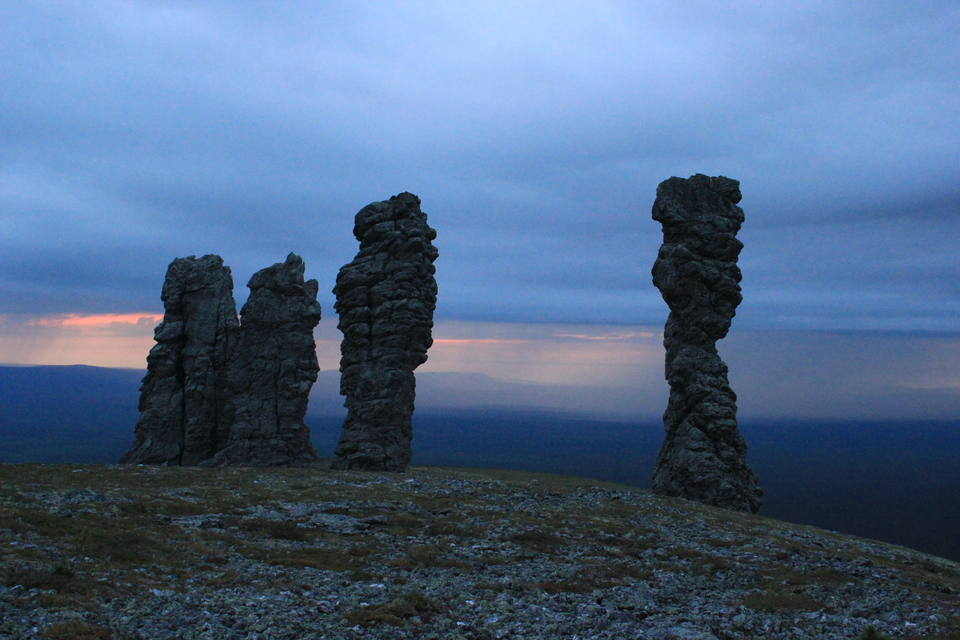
[1,2,958,417]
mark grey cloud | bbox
[0,1,957,331]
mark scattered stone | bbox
[650,174,762,513]
[120,255,238,466]
[61,489,107,504]
[303,513,380,535]
[211,253,322,466]
[4,465,958,639]
[172,514,228,529]
[332,192,439,472]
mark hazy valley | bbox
[1,365,958,564]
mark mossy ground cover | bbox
[1,462,959,639]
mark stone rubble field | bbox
[1,463,958,639]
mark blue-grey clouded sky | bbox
[2,1,958,333]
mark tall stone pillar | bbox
[332,192,438,472]
[120,255,238,466]
[212,253,322,466]
[650,174,762,513]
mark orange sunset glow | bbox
[0,316,666,386]
[28,313,164,328]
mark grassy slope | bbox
[1,463,959,639]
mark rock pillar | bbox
[650,174,762,513]
[212,253,322,466]
[120,255,238,465]
[332,192,438,471]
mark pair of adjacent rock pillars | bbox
[123,181,760,513]
[121,192,437,471]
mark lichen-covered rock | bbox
[120,255,238,466]
[211,253,322,466]
[650,174,762,513]
[332,192,438,471]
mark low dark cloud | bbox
[1,1,958,330]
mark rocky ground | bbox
[1,463,958,640]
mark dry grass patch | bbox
[239,517,311,541]
[704,536,747,549]
[253,546,354,571]
[73,525,162,564]
[35,592,84,610]
[6,505,173,566]
[385,512,427,536]
[506,529,565,553]
[537,558,652,593]
[250,544,375,580]
[742,587,827,613]
[343,591,445,627]
[804,565,857,587]
[203,569,240,587]
[924,618,960,640]
[42,620,113,640]
[422,516,483,538]
[536,579,595,594]
[3,562,89,594]
[873,553,960,591]
[398,543,470,570]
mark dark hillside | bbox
[0,365,142,464]
[3,463,959,639]
[1,365,958,562]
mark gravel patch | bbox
[1,463,958,639]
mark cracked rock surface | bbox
[213,253,322,466]
[120,255,238,466]
[332,192,438,472]
[122,253,322,467]
[650,174,762,513]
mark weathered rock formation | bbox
[650,174,762,513]
[120,255,238,466]
[122,253,322,467]
[212,253,322,466]
[332,192,438,472]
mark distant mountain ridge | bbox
[1,364,959,562]
[308,369,660,420]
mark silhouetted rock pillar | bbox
[650,174,762,513]
[212,253,322,466]
[332,192,438,471]
[120,255,238,466]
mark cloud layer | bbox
[1,2,958,330]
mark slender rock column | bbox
[650,174,762,513]
[120,255,238,466]
[332,192,438,472]
[212,253,322,466]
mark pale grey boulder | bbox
[120,255,238,466]
[212,253,322,466]
[332,192,438,472]
[650,174,762,513]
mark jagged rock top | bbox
[352,191,439,250]
[652,174,745,342]
[653,174,744,267]
[241,253,322,328]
